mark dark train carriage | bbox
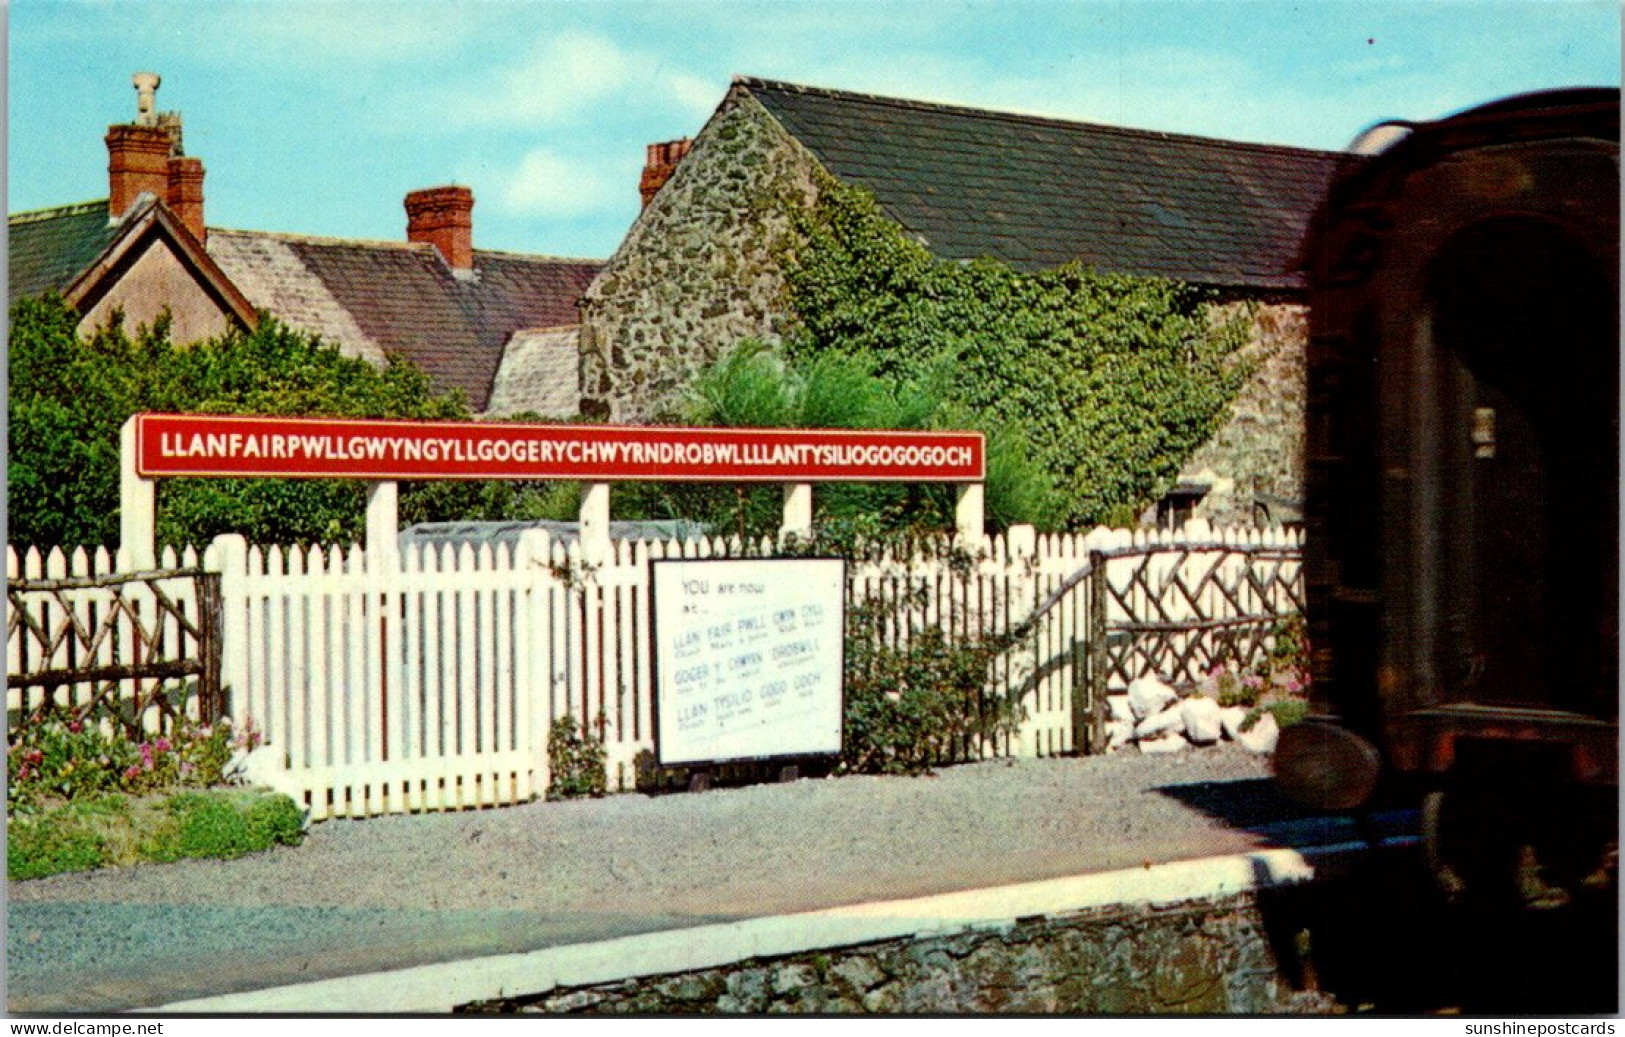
[1278,89,1619,902]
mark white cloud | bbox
[453,29,634,126]
[425,27,721,130]
[484,147,618,219]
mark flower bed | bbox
[7,708,305,880]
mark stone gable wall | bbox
[579,88,821,421]
[1166,303,1308,528]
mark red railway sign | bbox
[133,413,986,483]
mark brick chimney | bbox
[107,71,206,240]
[405,185,475,271]
[106,122,173,219]
[639,138,693,208]
[167,156,207,244]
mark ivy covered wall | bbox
[579,86,1309,528]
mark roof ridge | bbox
[9,199,110,224]
[735,75,1344,159]
[209,226,602,264]
[208,226,428,250]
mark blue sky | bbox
[9,1,1620,259]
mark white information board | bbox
[651,558,845,766]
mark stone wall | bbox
[467,893,1337,1015]
[1166,303,1308,528]
[579,87,821,421]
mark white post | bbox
[119,416,156,570]
[580,482,611,565]
[955,482,985,545]
[366,481,399,561]
[206,533,250,722]
[515,528,554,796]
[780,482,813,542]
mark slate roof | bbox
[485,325,581,418]
[205,231,601,411]
[9,201,124,300]
[740,77,1345,291]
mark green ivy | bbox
[778,176,1255,528]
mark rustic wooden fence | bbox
[6,546,222,736]
[8,523,1303,821]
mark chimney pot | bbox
[133,71,161,125]
[405,185,475,271]
[639,137,693,208]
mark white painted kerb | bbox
[150,839,1412,1014]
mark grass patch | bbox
[8,788,304,880]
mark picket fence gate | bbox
[8,522,1303,821]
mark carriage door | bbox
[1428,217,1617,713]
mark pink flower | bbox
[67,720,84,734]
[123,765,142,782]
[154,737,172,753]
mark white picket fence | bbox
[9,522,1303,821]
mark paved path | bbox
[6,749,1412,1013]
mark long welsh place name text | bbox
[155,431,976,472]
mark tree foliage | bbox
[7,296,568,548]
[779,177,1254,528]
[618,340,1054,539]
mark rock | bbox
[1180,695,1224,745]
[1134,703,1185,740]
[1237,712,1280,755]
[1138,733,1188,754]
[1127,676,1178,720]
[1106,694,1134,723]
[772,962,818,995]
[1219,706,1250,740]
[1104,719,1134,753]
[863,983,902,1013]
[236,745,283,786]
[831,956,887,994]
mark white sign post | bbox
[651,558,845,768]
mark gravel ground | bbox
[8,746,1359,1011]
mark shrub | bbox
[1243,698,1310,733]
[7,789,304,879]
[164,790,304,861]
[842,615,1024,775]
[620,340,1056,540]
[547,715,608,799]
[6,798,112,879]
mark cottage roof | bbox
[6,202,602,411]
[485,325,582,418]
[740,77,1344,291]
[8,201,124,300]
[206,230,600,410]
[8,196,260,331]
